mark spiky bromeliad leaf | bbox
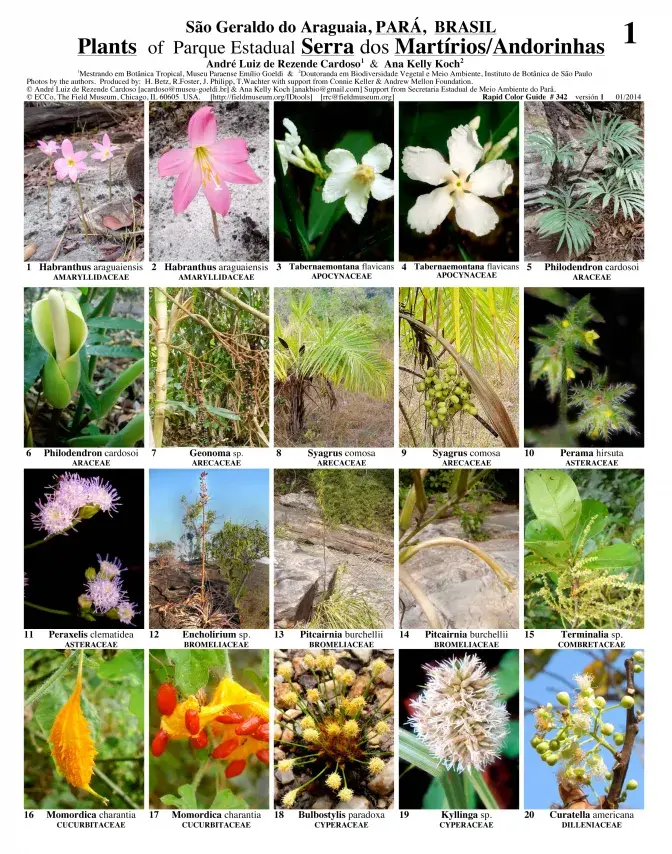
[537,188,597,258]
[580,114,644,157]
[527,132,575,168]
[579,175,644,221]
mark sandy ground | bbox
[149,101,270,262]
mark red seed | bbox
[256,748,270,765]
[253,722,269,742]
[156,682,178,716]
[151,729,169,757]
[212,738,239,759]
[235,715,263,735]
[215,710,244,724]
[185,709,200,735]
[225,759,247,778]
[189,730,208,749]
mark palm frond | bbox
[579,175,644,221]
[580,114,643,157]
[527,132,575,168]
[537,188,597,258]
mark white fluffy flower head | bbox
[409,654,509,773]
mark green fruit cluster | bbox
[416,363,477,429]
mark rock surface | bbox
[273,539,337,624]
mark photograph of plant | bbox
[525,102,644,261]
[274,288,393,447]
[149,469,269,629]
[399,102,519,262]
[525,288,643,447]
[400,650,519,809]
[24,470,144,628]
[399,469,518,630]
[274,650,394,809]
[149,649,268,809]
[274,470,394,629]
[524,649,644,809]
[24,102,144,262]
[399,287,518,448]
[25,287,144,448]
[150,287,269,448]
[524,469,644,630]
[274,102,394,261]
[149,102,268,261]
[25,649,144,809]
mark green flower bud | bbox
[556,692,570,707]
[595,697,606,709]
[633,652,644,663]
[531,735,542,748]
[536,741,550,754]
[626,780,638,791]
[31,289,88,409]
[605,771,613,781]
[549,740,559,751]
[546,753,559,767]
[614,732,625,746]
[78,594,93,610]
[77,505,100,521]
[633,664,643,673]
[620,696,635,709]
[84,567,97,581]
[600,723,615,736]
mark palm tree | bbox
[274,295,391,438]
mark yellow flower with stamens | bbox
[326,722,342,736]
[282,789,298,807]
[368,757,385,775]
[343,719,359,738]
[338,787,354,802]
[326,772,341,791]
[338,670,356,686]
[374,721,389,735]
[300,716,315,729]
[303,654,316,668]
[371,659,387,678]
[566,367,575,380]
[303,728,320,744]
[585,330,600,346]
[277,759,293,772]
[306,689,320,703]
[277,662,293,680]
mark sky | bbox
[524,649,645,810]
[149,469,269,544]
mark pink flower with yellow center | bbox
[91,133,120,162]
[37,139,59,156]
[158,105,262,216]
[54,139,88,183]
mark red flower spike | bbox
[151,729,169,757]
[235,715,263,735]
[253,722,269,742]
[225,759,247,778]
[190,730,208,749]
[212,738,239,759]
[156,682,177,716]
[215,710,244,724]
[185,709,200,735]
[256,748,270,764]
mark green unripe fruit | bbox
[450,395,460,404]
[633,651,644,663]
[613,732,625,746]
[531,735,542,748]
[417,382,425,392]
[600,723,614,736]
[626,780,638,791]
[546,753,559,767]
[428,388,435,398]
[423,400,432,410]
[536,741,550,754]
[620,696,635,709]
[556,692,570,707]
[447,365,457,376]
[549,740,559,751]
[634,664,643,673]
[604,771,613,781]
[426,367,435,376]
[595,696,606,709]
[438,413,446,421]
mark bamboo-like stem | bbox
[210,207,220,243]
[152,289,169,447]
[213,288,270,324]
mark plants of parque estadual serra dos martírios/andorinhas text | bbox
[150,650,269,809]
[25,473,139,626]
[274,652,394,808]
[25,288,144,449]
[528,109,644,259]
[530,653,644,809]
[274,115,394,260]
[524,470,643,629]
[528,293,637,446]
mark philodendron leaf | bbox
[571,498,609,550]
[584,543,641,569]
[525,470,581,540]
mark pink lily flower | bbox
[37,139,60,156]
[54,139,88,183]
[91,133,120,162]
[158,105,262,216]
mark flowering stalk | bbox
[74,181,89,237]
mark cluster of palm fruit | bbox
[416,362,477,429]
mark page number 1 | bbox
[625,22,635,44]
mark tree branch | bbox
[604,657,639,808]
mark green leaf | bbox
[160,784,198,809]
[493,650,519,700]
[86,345,144,359]
[210,790,249,809]
[77,377,101,419]
[205,405,241,422]
[98,650,143,680]
[398,729,441,777]
[525,470,581,540]
[24,318,47,392]
[423,776,448,809]
[87,317,144,331]
[129,685,144,733]
[68,412,145,448]
[166,650,229,696]
[274,146,312,259]
[585,543,641,569]
[164,399,197,415]
[96,358,144,419]
[501,719,520,758]
[242,668,268,701]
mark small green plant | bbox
[524,470,643,629]
[307,565,384,630]
[529,110,643,258]
[454,484,495,542]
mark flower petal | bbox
[211,156,262,185]
[454,193,499,237]
[370,174,394,201]
[468,160,514,198]
[407,186,453,235]
[73,151,88,163]
[208,138,250,163]
[401,147,453,186]
[172,157,202,214]
[362,143,392,174]
[188,106,217,148]
[60,139,74,158]
[322,171,354,203]
[344,184,370,224]
[158,148,195,177]
[325,148,358,173]
[203,178,232,216]
[282,118,300,147]
[447,125,483,177]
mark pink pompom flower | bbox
[91,132,120,162]
[158,105,262,216]
[54,139,88,183]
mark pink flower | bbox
[37,139,59,156]
[91,133,120,162]
[158,105,262,216]
[54,139,88,183]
